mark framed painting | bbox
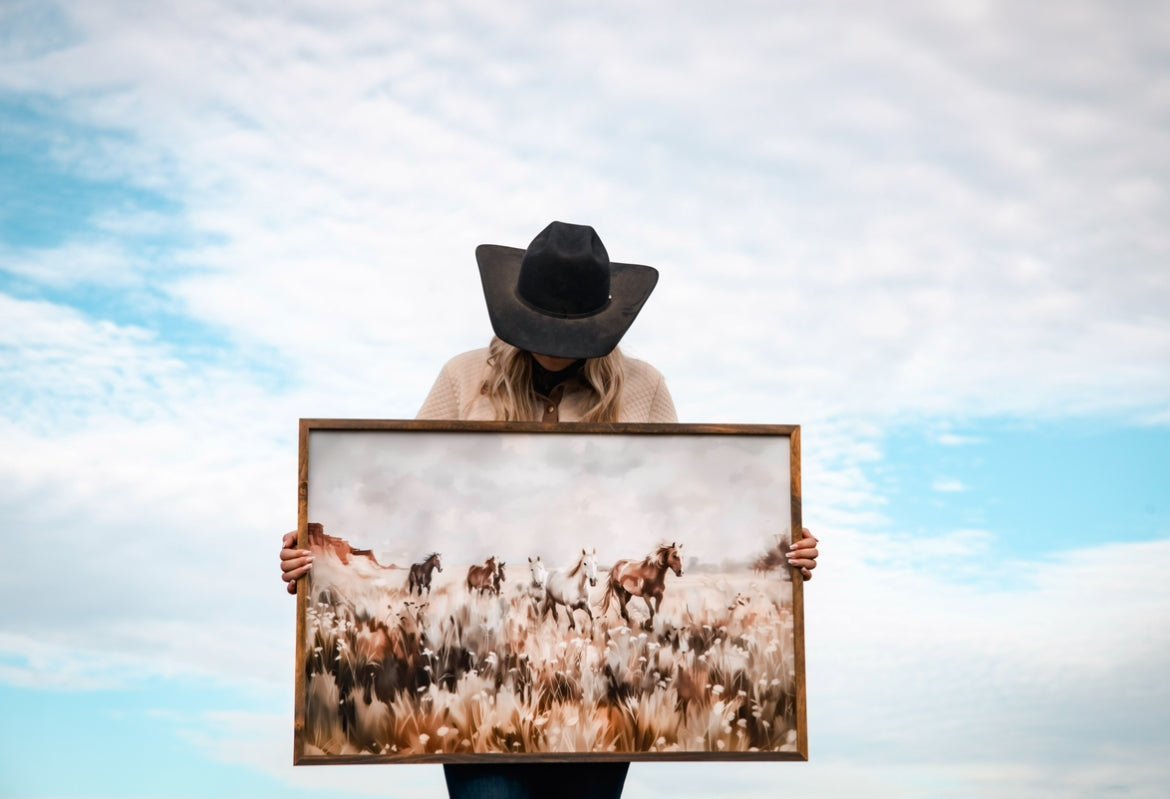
[293,420,806,764]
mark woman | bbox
[279,221,820,798]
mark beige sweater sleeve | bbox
[416,361,460,420]
[648,373,679,423]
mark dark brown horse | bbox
[601,542,683,628]
[407,552,442,595]
[467,556,502,595]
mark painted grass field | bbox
[301,531,797,759]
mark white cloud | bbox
[2,239,145,289]
[2,0,1168,424]
[931,477,967,493]
[3,1,1170,796]
[176,708,446,798]
[935,432,981,447]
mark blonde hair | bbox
[483,336,624,422]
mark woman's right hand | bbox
[280,531,313,595]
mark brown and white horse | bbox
[467,556,503,595]
[602,542,683,628]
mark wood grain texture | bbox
[292,419,310,764]
[299,418,799,437]
[296,749,809,766]
[790,425,808,760]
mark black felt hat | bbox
[476,221,659,359]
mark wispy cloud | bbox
[2,1,1169,796]
[935,431,981,447]
[931,477,967,493]
[3,1,1169,424]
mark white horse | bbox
[523,556,550,615]
[527,556,549,593]
[543,548,598,631]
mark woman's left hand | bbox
[787,528,819,580]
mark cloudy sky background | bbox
[308,429,791,565]
[2,1,1168,797]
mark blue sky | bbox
[880,421,1170,554]
[2,2,1169,798]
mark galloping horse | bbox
[543,548,599,631]
[525,556,549,610]
[467,556,501,595]
[602,542,683,628]
[407,552,442,595]
[527,557,549,593]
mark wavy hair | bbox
[483,336,624,422]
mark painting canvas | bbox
[293,420,806,764]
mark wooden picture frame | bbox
[294,420,807,765]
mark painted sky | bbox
[307,429,791,565]
[2,2,1168,798]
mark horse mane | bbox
[567,552,585,576]
[654,543,677,566]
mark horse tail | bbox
[600,566,619,614]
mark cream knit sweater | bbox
[416,347,678,423]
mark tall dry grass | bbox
[303,546,797,757]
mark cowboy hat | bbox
[476,221,659,359]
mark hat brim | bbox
[476,244,659,360]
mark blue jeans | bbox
[443,762,629,799]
